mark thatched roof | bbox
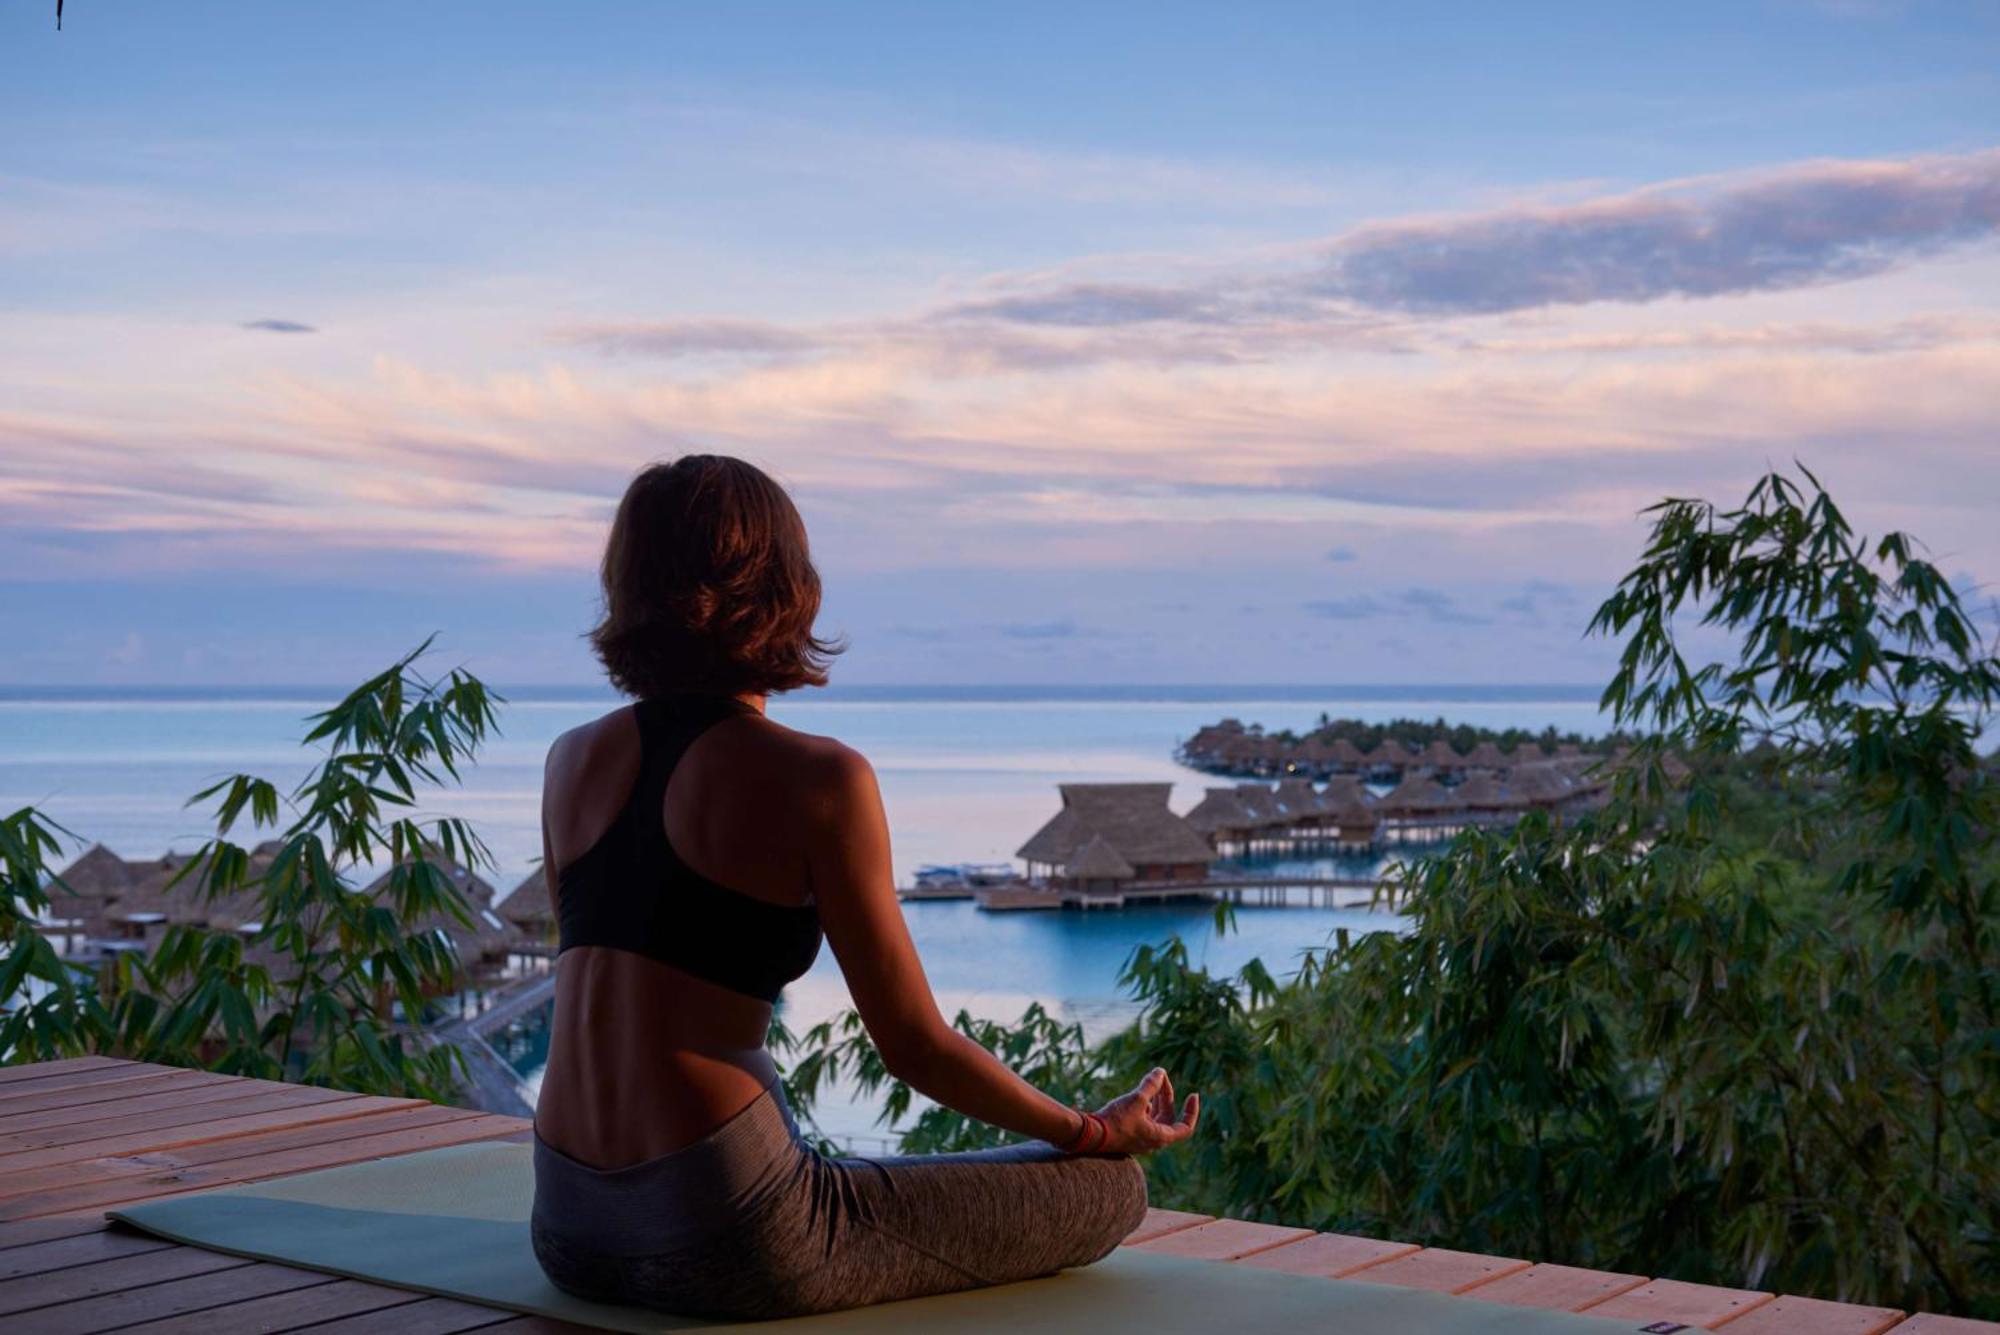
[1379,774,1461,815]
[1183,788,1256,836]
[1327,738,1368,767]
[53,844,140,900]
[1455,772,1510,808]
[500,867,555,933]
[1017,784,1215,869]
[1233,783,1284,827]
[1272,778,1324,819]
[1418,739,1461,768]
[1508,741,1547,762]
[1368,739,1414,766]
[1066,835,1136,880]
[1463,741,1508,768]
[1320,775,1379,826]
[1508,764,1572,805]
[99,849,263,932]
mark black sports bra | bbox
[554,695,822,1003]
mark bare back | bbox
[535,697,844,1168]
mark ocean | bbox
[2,682,1609,1144]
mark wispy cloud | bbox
[241,318,317,334]
[1321,150,2000,314]
[905,148,2000,334]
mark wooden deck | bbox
[0,1058,1990,1334]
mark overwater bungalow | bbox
[1272,777,1329,831]
[1063,835,1137,897]
[1233,782,1289,831]
[1366,739,1415,774]
[1183,787,1258,848]
[500,867,556,948]
[1378,775,1464,832]
[1463,740,1509,769]
[1327,737,1368,770]
[1507,763,1572,809]
[1454,771,1511,817]
[1417,739,1463,773]
[46,843,160,943]
[1016,783,1216,888]
[1320,774,1381,845]
[1290,737,1334,775]
[1507,741,1547,764]
[358,852,521,977]
[85,844,274,948]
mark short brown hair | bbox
[590,456,841,698]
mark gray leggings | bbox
[531,1079,1148,1320]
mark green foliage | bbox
[784,467,2000,1317]
[773,1001,1113,1154]
[0,807,108,1061]
[1,641,502,1102]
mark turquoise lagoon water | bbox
[2,683,1608,1143]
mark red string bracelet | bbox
[1058,1109,1107,1154]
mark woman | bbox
[531,456,1199,1319]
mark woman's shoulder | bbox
[736,711,873,786]
[543,706,638,774]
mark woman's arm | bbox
[802,744,1196,1153]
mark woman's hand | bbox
[1094,1067,1199,1155]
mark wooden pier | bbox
[0,1057,1981,1333]
[970,876,1401,912]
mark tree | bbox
[1,642,501,1102]
[782,467,2000,1316]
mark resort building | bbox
[1016,783,1216,888]
[55,842,274,953]
[1271,777,1329,831]
[1183,787,1258,847]
[1416,739,1463,773]
[499,867,557,948]
[357,853,520,975]
[1233,782,1283,829]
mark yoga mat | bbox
[108,1143,1650,1332]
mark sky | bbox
[3,1,1998,688]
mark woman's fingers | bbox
[1182,1092,1200,1131]
[1152,1070,1175,1123]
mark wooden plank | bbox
[0,1227,175,1281]
[1463,1262,1650,1311]
[1721,1295,1906,1335]
[108,1276,427,1333]
[0,1095,443,1176]
[1130,1218,1316,1261]
[1235,1230,1423,1278]
[0,1216,110,1252]
[0,1056,129,1086]
[1583,1276,1776,1329]
[1885,1318,2000,1334]
[1123,1207,1213,1244]
[0,1082,364,1152]
[0,1244,251,1316]
[0,1065,218,1111]
[24,1112,529,1220]
[0,1073,297,1134]
[290,1293,525,1335]
[0,1103,473,1201]
[474,1319,599,1333]
[1354,1246,1532,1294]
[13,1260,332,1335]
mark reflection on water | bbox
[3,684,1590,1147]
